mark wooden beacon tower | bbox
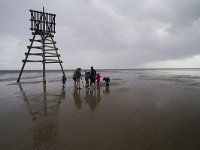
[17,7,66,83]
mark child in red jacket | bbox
[96,73,101,86]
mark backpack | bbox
[75,68,81,78]
[90,69,96,79]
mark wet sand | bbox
[0,69,200,150]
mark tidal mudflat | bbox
[0,69,200,150]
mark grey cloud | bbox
[0,0,200,69]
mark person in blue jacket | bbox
[62,75,66,87]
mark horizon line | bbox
[0,68,200,71]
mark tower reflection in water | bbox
[18,83,110,149]
[18,83,65,149]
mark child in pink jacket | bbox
[96,73,101,86]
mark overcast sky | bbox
[0,0,200,70]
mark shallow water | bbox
[0,69,200,150]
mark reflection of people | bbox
[60,86,66,100]
[103,86,110,94]
[72,87,82,109]
[84,88,101,112]
[103,77,110,86]
[96,86,101,103]
[89,90,98,111]
[85,88,90,98]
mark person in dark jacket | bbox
[62,75,66,87]
[103,77,110,86]
[84,71,90,87]
[90,66,96,88]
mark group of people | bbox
[72,66,110,89]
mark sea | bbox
[0,68,200,85]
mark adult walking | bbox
[73,68,82,89]
[90,66,96,88]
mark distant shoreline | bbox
[0,68,200,72]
